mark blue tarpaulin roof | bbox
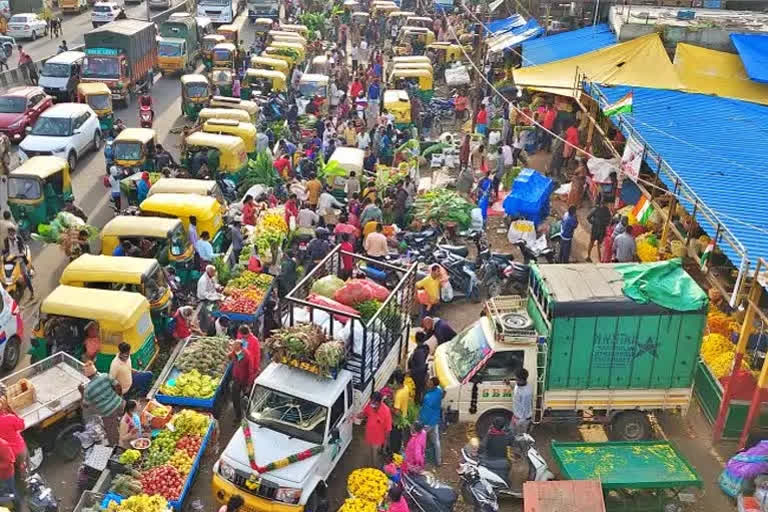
[590,84,768,268]
[730,33,768,84]
[521,24,616,66]
[486,14,525,35]
[487,19,543,53]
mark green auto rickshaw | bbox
[113,128,157,174]
[7,156,73,234]
[210,67,234,97]
[181,74,211,120]
[76,82,113,133]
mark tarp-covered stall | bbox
[521,23,616,67]
[486,18,543,54]
[502,168,553,224]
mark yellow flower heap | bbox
[700,306,747,379]
[347,468,389,504]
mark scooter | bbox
[460,434,554,499]
[3,246,34,304]
[400,470,458,512]
[139,104,153,128]
[0,473,59,512]
[457,463,499,512]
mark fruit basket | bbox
[142,400,173,429]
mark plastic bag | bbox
[333,278,389,306]
[311,275,346,298]
[417,289,430,305]
[441,282,454,302]
[470,208,484,231]
[307,293,359,324]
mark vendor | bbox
[83,321,101,362]
[197,265,225,302]
[172,305,200,344]
[118,400,142,449]
[709,288,734,315]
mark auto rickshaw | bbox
[242,69,287,99]
[182,132,248,185]
[76,82,113,133]
[198,107,251,124]
[261,48,297,69]
[59,255,172,335]
[148,178,225,204]
[180,74,211,120]
[202,119,257,157]
[396,26,436,55]
[279,24,309,37]
[309,55,330,75]
[389,11,416,25]
[210,67,235,96]
[34,285,157,373]
[212,42,238,69]
[371,1,399,15]
[208,96,260,123]
[217,12,247,42]
[269,41,306,63]
[113,128,157,173]
[389,68,434,101]
[253,18,273,35]
[298,74,330,115]
[383,89,412,129]
[157,36,194,75]
[139,193,225,251]
[100,216,196,283]
[267,30,307,46]
[249,55,290,75]
[351,12,370,26]
[391,62,434,74]
[427,42,465,63]
[406,16,433,28]
[7,156,72,234]
[202,34,226,68]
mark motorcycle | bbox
[429,248,480,302]
[400,470,458,512]
[0,473,59,512]
[3,245,34,304]
[457,463,499,512]
[139,104,153,128]
[460,434,554,500]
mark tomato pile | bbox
[140,465,184,501]
[175,435,203,458]
[220,288,266,313]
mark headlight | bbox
[52,146,67,153]
[275,487,302,504]
[219,460,236,482]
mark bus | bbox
[197,0,238,24]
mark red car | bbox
[0,86,52,142]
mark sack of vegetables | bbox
[265,324,346,377]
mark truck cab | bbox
[213,363,356,512]
[248,0,279,20]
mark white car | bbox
[7,13,47,40]
[19,103,102,171]
[91,1,126,27]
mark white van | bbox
[0,286,24,371]
[39,51,86,103]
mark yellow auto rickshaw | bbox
[396,26,436,54]
[389,68,433,101]
[262,48,297,68]
[210,67,235,96]
[182,131,248,184]
[253,18,273,35]
[202,119,258,157]
[7,156,73,235]
[60,255,172,334]
[384,89,411,128]
[249,55,290,74]
[351,12,370,26]
[371,1,399,15]
[427,42,465,63]
[389,10,416,24]
[198,107,252,125]
[308,55,330,75]
[148,178,225,204]
[267,30,307,46]
[343,0,360,12]
[406,16,433,28]
[76,82,113,132]
[100,216,195,282]
[269,41,306,63]
[217,12,248,42]
[139,193,225,251]
[180,74,210,120]
[208,96,260,123]
[391,61,434,74]
[113,128,157,173]
[202,34,226,68]
[37,285,157,373]
[279,24,309,37]
[243,68,287,98]
[212,42,237,69]
[298,73,330,115]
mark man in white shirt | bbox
[297,205,319,228]
[109,342,153,397]
[317,188,344,217]
[349,44,359,70]
[197,264,224,301]
[194,231,214,264]
[512,129,526,166]
[357,129,371,150]
[291,67,302,90]
[364,223,389,258]
[330,81,340,108]
[511,368,533,434]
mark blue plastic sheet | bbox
[730,33,768,83]
[486,14,525,35]
[502,168,553,225]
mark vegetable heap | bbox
[240,150,280,194]
[265,323,346,376]
[175,337,230,376]
[700,333,749,379]
[31,211,99,257]
[159,369,219,399]
[413,189,475,228]
[253,209,288,258]
[105,494,168,512]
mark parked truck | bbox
[158,15,199,74]
[60,0,88,14]
[212,246,418,512]
[82,20,157,107]
[433,259,708,441]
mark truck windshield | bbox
[7,176,41,200]
[444,322,492,382]
[159,42,183,57]
[83,57,119,79]
[41,63,71,78]
[249,385,327,444]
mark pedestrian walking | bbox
[408,332,429,402]
[358,392,392,468]
[228,339,252,424]
[586,199,611,262]
[559,205,578,263]
[510,368,533,434]
[420,377,444,465]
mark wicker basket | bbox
[141,400,173,429]
[7,379,35,412]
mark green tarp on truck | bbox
[84,19,156,67]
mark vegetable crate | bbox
[155,364,232,410]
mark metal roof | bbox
[521,24,615,67]
[730,33,768,84]
[591,84,768,267]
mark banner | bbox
[620,134,644,182]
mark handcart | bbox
[551,440,702,512]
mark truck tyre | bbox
[476,409,512,439]
[2,335,20,371]
[611,411,651,441]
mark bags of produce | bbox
[310,275,346,298]
[334,279,389,307]
[307,293,359,324]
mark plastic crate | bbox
[155,363,232,411]
[141,400,173,428]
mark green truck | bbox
[158,16,200,75]
[433,259,708,441]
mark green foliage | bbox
[239,150,279,194]
[413,189,475,228]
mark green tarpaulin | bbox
[614,259,708,312]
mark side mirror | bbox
[73,129,81,135]
[330,428,340,442]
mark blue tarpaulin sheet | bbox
[502,168,553,224]
[521,23,615,66]
[730,33,768,83]
[486,14,525,35]
[487,18,543,53]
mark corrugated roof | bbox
[591,85,768,266]
[730,33,768,84]
[521,23,615,66]
[486,14,525,35]
[487,19,543,53]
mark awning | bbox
[514,33,685,97]
[521,24,616,67]
[486,14,525,35]
[730,33,768,84]
[487,19,543,53]
[674,43,768,106]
